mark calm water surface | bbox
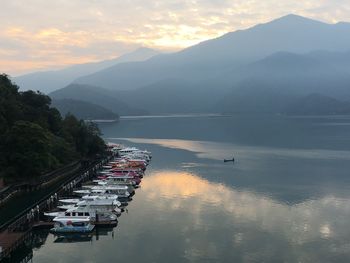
[26,115,350,262]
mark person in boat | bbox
[224,157,235,162]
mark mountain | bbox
[52,15,350,115]
[49,84,147,116]
[51,99,119,120]
[82,50,350,115]
[217,50,350,113]
[114,79,216,114]
[13,47,160,94]
[284,94,350,115]
[74,14,350,92]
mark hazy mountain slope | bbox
[51,99,119,120]
[216,50,350,113]
[74,15,350,91]
[49,84,147,115]
[114,79,219,114]
[284,94,350,115]
[13,47,159,94]
[55,49,350,115]
[111,50,350,114]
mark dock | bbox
[0,155,114,261]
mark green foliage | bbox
[0,74,106,181]
[2,121,57,178]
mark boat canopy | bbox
[53,216,91,223]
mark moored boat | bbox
[50,216,95,233]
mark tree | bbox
[2,121,57,179]
[0,74,107,182]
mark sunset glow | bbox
[0,0,349,75]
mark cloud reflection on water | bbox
[140,170,350,260]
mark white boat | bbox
[81,193,119,201]
[45,206,118,221]
[57,204,76,210]
[107,143,124,152]
[74,189,95,196]
[95,181,108,185]
[56,201,122,215]
[132,150,152,158]
[59,198,81,204]
[44,211,62,217]
[74,188,111,196]
[65,207,118,222]
[83,185,131,198]
[124,153,150,160]
[119,147,140,155]
[83,184,128,190]
[76,198,122,210]
[123,158,148,166]
[95,176,138,187]
[59,193,118,204]
[50,216,95,233]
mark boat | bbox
[50,216,95,233]
[44,211,62,217]
[81,193,119,201]
[76,198,122,211]
[95,175,140,186]
[107,171,143,178]
[100,168,144,176]
[43,144,151,235]
[45,206,119,221]
[74,189,104,196]
[57,201,122,214]
[118,147,140,155]
[107,143,124,152]
[65,207,118,222]
[82,185,131,199]
[57,204,76,210]
[56,201,122,215]
[109,169,144,178]
[59,198,81,204]
[59,193,119,204]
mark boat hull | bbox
[50,224,95,233]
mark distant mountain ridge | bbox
[13,47,160,94]
[74,14,350,91]
[284,94,350,115]
[50,14,350,115]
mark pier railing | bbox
[0,162,82,207]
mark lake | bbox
[16,115,350,262]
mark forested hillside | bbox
[0,74,106,182]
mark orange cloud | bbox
[141,170,349,245]
[1,0,350,75]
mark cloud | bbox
[1,0,350,75]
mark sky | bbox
[0,0,350,76]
